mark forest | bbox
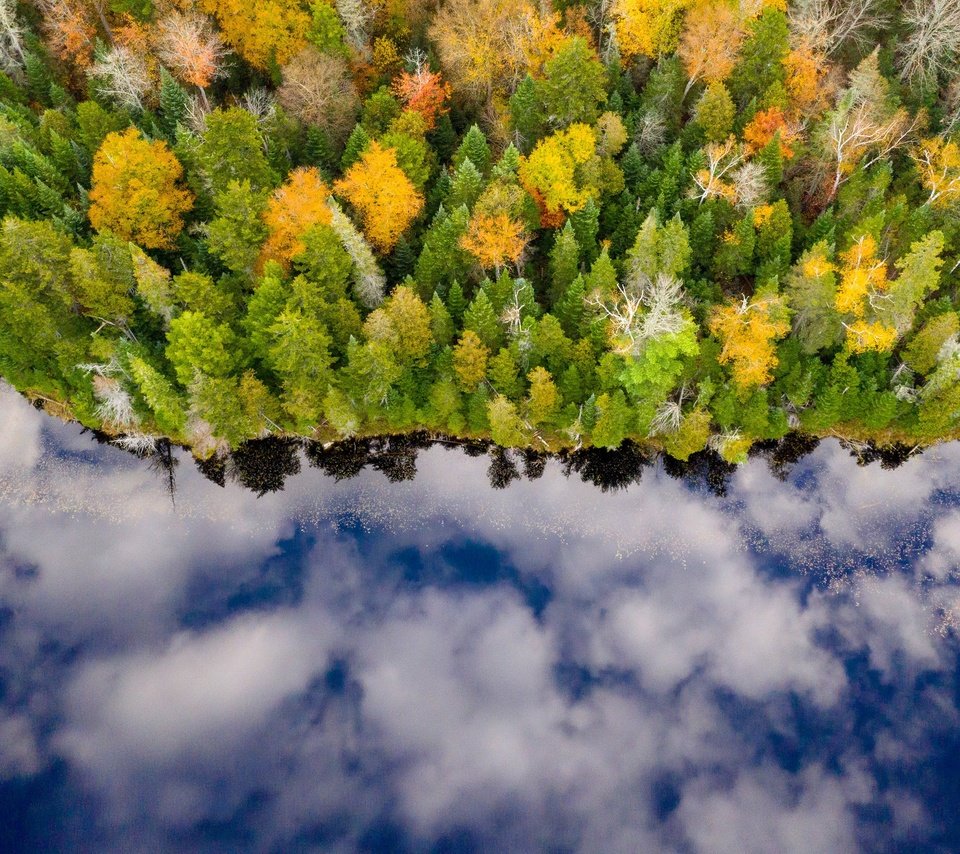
[1,0,960,463]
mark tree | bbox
[693,82,735,143]
[88,127,193,250]
[334,142,424,253]
[460,212,527,273]
[392,64,451,130]
[710,294,791,390]
[788,0,889,57]
[307,0,349,55]
[198,0,308,70]
[537,36,607,128]
[678,0,744,95]
[453,125,492,176]
[613,0,693,61]
[128,355,187,434]
[727,7,789,108]
[88,45,150,112]
[550,220,580,299]
[691,137,744,204]
[519,123,598,220]
[165,309,237,385]
[328,198,386,307]
[154,10,225,104]
[463,289,504,350]
[429,0,536,102]
[453,329,490,391]
[197,107,275,195]
[0,0,26,79]
[277,47,359,143]
[259,166,332,270]
[816,52,920,203]
[207,180,269,276]
[487,394,526,446]
[363,285,433,365]
[786,242,842,353]
[897,0,960,87]
[526,366,558,425]
[913,137,960,208]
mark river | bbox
[0,383,958,852]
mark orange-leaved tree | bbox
[334,142,424,253]
[154,10,226,100]
[677,0,745,96]
[392,66,452,130]
[88,127,194,250]
[259,166,332,271]
[460,212,528,272]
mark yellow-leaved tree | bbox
[199,0,308,70]
[913,137,960,209]
[334,142,424,253]
[518,123,598,222]
[88,127,194,250]
[709,294,791,390]
[614,0,693,61]
[259,167,332,271]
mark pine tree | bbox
[509,74,543,153]
[463,288,503,350]
[340,123,370,170]
[549,221,580,303]
[158,68,189,142]
[555,274,586,339]
[305,125,337,177]
[492,143,522,180]
[446,157,484,210]
[446,279,467,322]
[569,197,599,264]
[453,124,491,176]
[429,291,455,346]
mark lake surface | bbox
[1,383,959,853]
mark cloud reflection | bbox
[0,384,958,852]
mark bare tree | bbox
[88,44,150,112]
[897,0,960,88]
[691,138,745,205]
[277,47,359,143]
[788,0,889,56]
[335,0,373,57]
[588,273,689,358]
[0,0,25,78]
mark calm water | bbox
[1,384,959,853]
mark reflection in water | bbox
[0,384,959,853]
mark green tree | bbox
[537,37,607,128]
[165,310,237,386]
[487,394,526,446]
[463,288,504,350]
[197,108,276,196]
[207,180,270,277]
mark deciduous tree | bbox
[88,127,193,249]
[334,142,424,253]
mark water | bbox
[0,383,959,853]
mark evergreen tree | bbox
[453,125,491,176]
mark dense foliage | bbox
[3,0,960,462]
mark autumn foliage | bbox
[259,167,333,271]
[460,213,528,270]
[334,142,424,253]
[392,67,451,130]
[88,128,194,250]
